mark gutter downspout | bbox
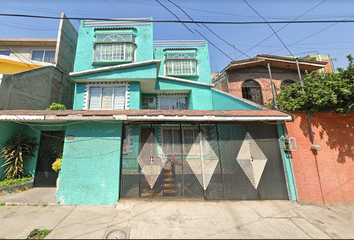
[296,58,325,204]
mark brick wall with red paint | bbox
[286,112,354,204]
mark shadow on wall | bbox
[299,113,354,164]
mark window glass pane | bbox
[160,97,169,110]
[102,87,113,109]
[173,129,181,155]
[44,51,55,63]
[0,51,10,56]
[125,44,134,61]
[169,97,178,109]
[31,51,44,61]
[113,87,126,109]
[148,98,155,109]
[163,129,173,154]
[178,97,188,110]
[96,34,132,43]
[142,98,148,109]
[89,87,101,110]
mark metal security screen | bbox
[120,122,288,200]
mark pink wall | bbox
[286,113,354,204]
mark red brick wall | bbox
[285,113,354,204]
[226,66,306,105]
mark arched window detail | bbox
[280,79,296,90]
[242,80,263,105]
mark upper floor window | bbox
[165,53,197,76]
[242,79,263,105]
[0,51,10,56]
[159,96,188,110]
[89,86,127,110]
[31,50,55,63]
[281,79,296,90]
[94,34,135,63]
[142,97,156,109]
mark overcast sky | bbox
[1,0,353,73]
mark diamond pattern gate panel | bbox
[120,122,288,200]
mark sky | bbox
[1,0,353,73]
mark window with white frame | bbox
[94,34,135,62]
[165,53,197,75]
[142,97,156,109]
[159,96,188,110]
[31,50,55,63]
[89,86,127,110]
[162,127,205,155]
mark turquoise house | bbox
[0,18,297,206]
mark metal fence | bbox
[120,122,288,200]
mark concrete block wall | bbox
[285,112,354,204]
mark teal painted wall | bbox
[155,78,213,110]
[57,121,122,206]
[212,89,263,110]
[73,20,153,73]
[277,122,298,201]
[128,82,140,110]
[73,83,86,110]
[154,44,212,84]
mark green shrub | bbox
[0,175,33,188]
[45,103,66,111]
[1,132,38,179]
[26,229,52,239]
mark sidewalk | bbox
[1,189,354,239]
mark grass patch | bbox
[0,175,33,188]
[26,229,52,239]
[0,203,5,206]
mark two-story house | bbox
[0,18,297,206]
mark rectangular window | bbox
[165,53,197,75]
[122,125,131,154]
[94,34,135,62]
[31,50,55,63]
[142,97,156,109]
[0,51,10,56]
[89,86,126,110]
[159,96,188,110]
[162,128,201,155]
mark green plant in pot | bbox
[1,132,38,179]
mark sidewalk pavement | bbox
[1,188,354,239]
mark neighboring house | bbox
[212,54,328,106]
[0,18,297,206]
[0,13,78,110]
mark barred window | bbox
[94,34,135,62]
[165,53,197,75]
[281,79,296,90]
[242,79,263,105]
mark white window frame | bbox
[87,84,128,110]
[165,52,198,75]
[142,97,156,109]
[93,33,136,62]
[30,50,55,62]
[158,95,188,110]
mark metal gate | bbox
[34,131,63,187]
[120,122,288,200]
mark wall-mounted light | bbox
[66,135,74,140]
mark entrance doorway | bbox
[34,131,63,187]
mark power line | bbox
[167,0,251,60]
[155,0,194,34]
[244,0,326,55]
[243,0,294,57]
[1,13,354,24]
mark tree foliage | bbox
[277,55,354,115]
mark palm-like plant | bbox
[1,132,38,179]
